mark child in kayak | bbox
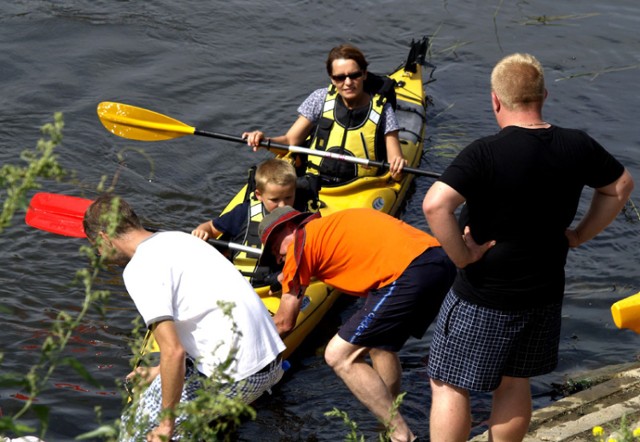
[191,158,298,245]
[191,157,318,288]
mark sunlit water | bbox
[1,1,639,440]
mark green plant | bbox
[113,300,258,442]
[592,414,640,442]
[0,115,259,441]
[0,112,65,233]
[0,114,72,438]
[325,392,407,441]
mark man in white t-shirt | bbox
[83,194,285,442]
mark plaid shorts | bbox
[427,289,562,392]
[119,357,284,441]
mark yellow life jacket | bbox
[307,85,386,186]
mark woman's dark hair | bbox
[326,44,369,76]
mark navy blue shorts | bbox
[338,247,455,352]
[427,290,562,392]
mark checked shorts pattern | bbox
[118,359,283,441]
[427,289,562,392]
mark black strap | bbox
[242,165,257,203]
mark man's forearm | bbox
[571,169,634,246]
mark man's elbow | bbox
[422,188,454,222]
[422,199,439,222]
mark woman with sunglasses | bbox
[243,44,406,186]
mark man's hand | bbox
[565,228,580,248]
[126,365,160,385]
[462,226,496,264]
[124,365,160,395]
[273,284,306,335]
[146,419,174,442]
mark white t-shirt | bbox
[123,231,285,380]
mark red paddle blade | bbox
[25,193,93,238]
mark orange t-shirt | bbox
[281,208,440,297]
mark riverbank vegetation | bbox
[0,115,255,441]
[1,114,393,441]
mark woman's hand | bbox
[242,130,267,151]
[388,156,407,181]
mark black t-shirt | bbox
[440,125,624,310]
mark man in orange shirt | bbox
[259,207,455,442]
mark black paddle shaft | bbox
[193,129,441,179]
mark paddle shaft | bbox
[194,129,441,178]
[211,238,262,256]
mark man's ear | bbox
[98,231,111,247]
[491,91,501,113]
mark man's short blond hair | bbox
[491,53,545,110]
[255,158,297,192]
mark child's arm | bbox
[191,220,223,241]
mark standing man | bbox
[259,206,455,442]
[83,194,286,442]
[423,53,634,442]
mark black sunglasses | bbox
[330,71,364,82]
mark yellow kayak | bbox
[137,38,433,361]
[216,38,431,359]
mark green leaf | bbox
[31,404,50,424]
[0,373,29,389]
[75,424,118,440]
[62,357,102,388]
[0,416,36,434]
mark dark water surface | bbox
[1,1,639,440]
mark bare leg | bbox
[324,334,414,442]
[488,376,531,442]
[370,348,402,397]
[429,378,471,442]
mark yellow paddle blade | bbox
[97,101,196,141]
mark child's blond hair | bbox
[255,158,297,192]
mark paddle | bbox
[96,101,441,178]
[25,192,263,256]
[25,192,92,238]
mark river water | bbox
[1,1,639,440]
